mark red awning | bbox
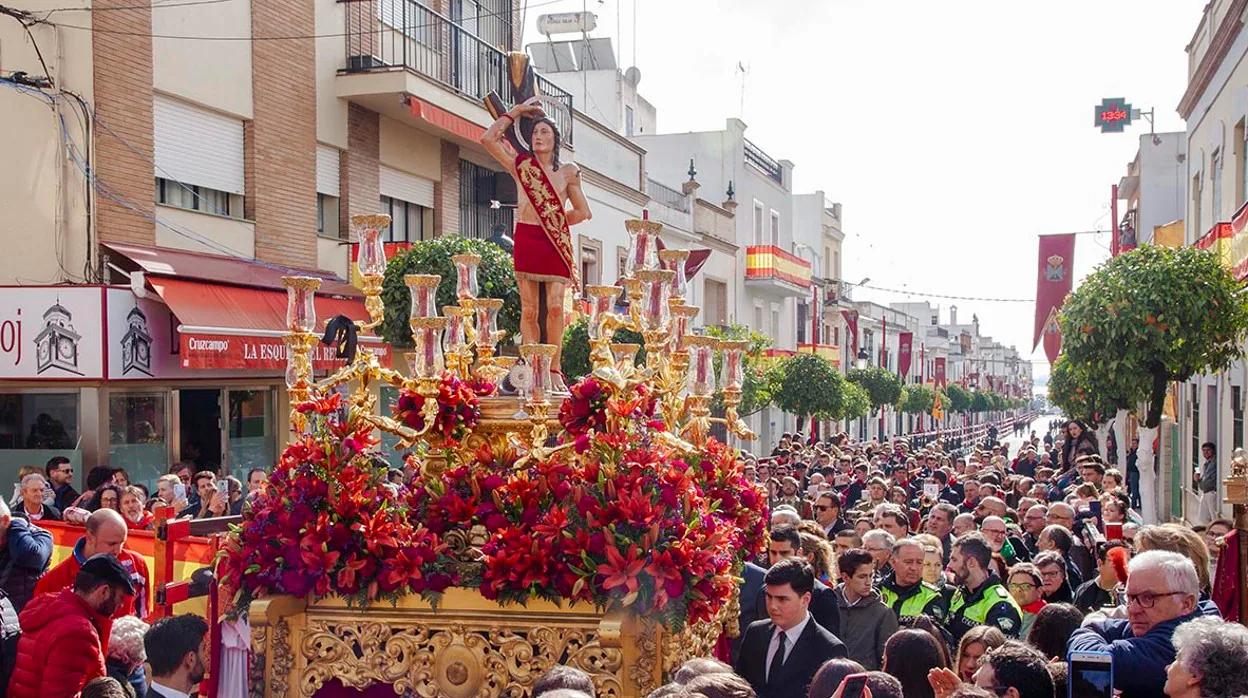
[148,277,391,371]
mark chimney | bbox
[949,305,958,325]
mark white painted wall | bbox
[315,0,348,148]
[154,205,257,257]
[154,0,254,119]
[1136,132,1186,244]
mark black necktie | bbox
[768,630,787,684]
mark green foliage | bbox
[1047,354,1119,425]
[900,384,935,414]
[970,391,989,413]
[560,318,645,381]
[842,382,872,419]
[381,236,520,348]
[944,384,972,413]
[1059,244,1248,427]
[773,353,844,420]
[705,322,776,417]
[846,366,904,414]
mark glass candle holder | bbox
[404,275,441,320]
[409,317,446,378]
[658,249,690,302]
[718,340,748,391]
[519,344,557,403]
[623,218,663,277]
[352,214,392,277]
[451,253,481,301]
[442,306,469,351]
[683,335,719,398]
[670,302,700,348]
[281,276,322,333]
[634,269,675,332]
[584,285,622,341]
[611,342,640,370]
[474,299,504,349]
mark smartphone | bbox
[1105,522,1123,540]
[923,483,939,500]
[838,673,870,698]
[1089,500,1104,532]
[217,480,230,499]
[1068,650,1113,698]
[173,483,186,501]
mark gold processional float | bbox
[231,213,768,698]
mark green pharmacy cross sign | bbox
[1095,98,1134,133]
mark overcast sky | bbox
[523,1,1203,382]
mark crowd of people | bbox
[523,417,1248,698]
[0,455,270,697]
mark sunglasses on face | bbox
[814,505,833,512]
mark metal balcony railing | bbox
[344,0,573,145]
[647,178,689,213]
[743,138,782,185]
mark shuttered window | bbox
[379,166,434,208]
[153,94,245,195]
[317,145,341,196]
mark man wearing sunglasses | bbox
[811,493,850,538]
[45,456,78,513]
[1068,550,1221,698]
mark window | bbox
[705,279,727,326]
[1235,386,1244,450]
[797,302,808,343]
[156,178,242,218]
[625,106,635,137]
[753,201,765,246]
[579,236,602,285]
[0,392,80,482]
[753,304,764,334]
[380,195,428,242]
[1213,148,1224,220]
[1193,172,1203,238]
[108,392,168,489]
[771,308,780,338]
[833,326,839,345]
[459,160,513,240]
[379,0,434,45]
[770,210,780,246]
[317,194,341,238]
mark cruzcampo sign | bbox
[1095,98,1134,133]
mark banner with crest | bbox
[1033,234,1076,352]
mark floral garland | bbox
[395,372,481,447]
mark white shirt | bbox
[22,504,42,521]
[149,682,192,698]
[765,612,811,680]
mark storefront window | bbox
[379,386,410,471]
[109,393,168,491]
[0,392,81,486]
[228,389,275,475]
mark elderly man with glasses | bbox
[1068,550,1221,698]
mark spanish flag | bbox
[41,521,215,616]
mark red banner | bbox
[180,333,393,370]
[1033,234,1076,350]
[1042,309,1062,365]
[898,332,913,377]
[841,310,859,360]
[934,357,947,386]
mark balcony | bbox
[647,178,689,213]
[797,343,841,367]
[341,0,572,145]
[745,245,811,298]
[744,138,782,185]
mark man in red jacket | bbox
[8,554,136,698]
[35,508,150,622]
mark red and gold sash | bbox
[514,153,580,290]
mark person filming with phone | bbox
[178,472,228,520]
[1068,550,1220,698]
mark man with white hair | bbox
[15,473,60,522]
[769,506,801,528]
[1068,550,1221,698]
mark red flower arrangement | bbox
[395,372,481,447]
[219,393,455,613]
[558,376,656,437]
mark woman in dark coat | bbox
[1061,420,1099,468]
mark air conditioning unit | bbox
[347,55,387,72]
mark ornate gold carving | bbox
[270,618,294,698]
[250,626,268,698]
[629,619,659,695]
[298,619,624,698]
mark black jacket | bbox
[747,564,842,637]
[735,617,847,698]
[13,503,60,523]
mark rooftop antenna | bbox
[735,61,749,120]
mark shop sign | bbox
[105,288,180,380]
[0,287,105,379]
[179,332,393,370]
[1094,98,1134,133]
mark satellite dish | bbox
[624,66,641,86]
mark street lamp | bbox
[856,348,869,369]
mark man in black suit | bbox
[144,614,209,698]
[753,525,841,636]
[735,558,847,698]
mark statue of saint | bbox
[481,54,591,390]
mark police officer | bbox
[945,531,1022,642]
[880,538,947,623]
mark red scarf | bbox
[1021,598,1047,615]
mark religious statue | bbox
[481,52,592,390]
